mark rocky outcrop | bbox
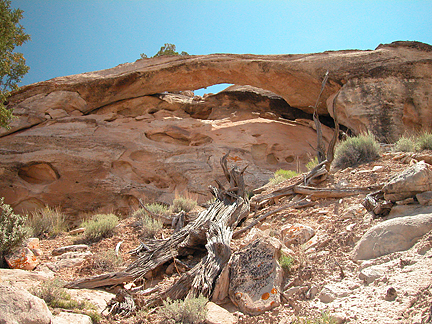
[0,84,334,220]
[1,41,431,219]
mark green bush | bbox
[27,206,66,238]
[393,136,417,152]
[0,197,28,260]
[333,133,381,169]
[172,196,197,213]
[279,253,295,272]
[81,213,119,242]
[416,132,432,151]
[269,169,299,185]
[158,295,208,324]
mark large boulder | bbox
[383,161,432,201]
[0,284,53,324]
[228,238,283,315]
[352,213,432,260]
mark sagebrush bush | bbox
[269,169,299,185]
[0,197,28,260]
[172,196,197,213]
[158,295,208,324]
[393,136,417,152]
[333,133,381,169]
[81,213,119,242]
[133,209,163,238]
[416,132,432,151]
[27,206,66,238]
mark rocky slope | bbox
[3,151,432,324]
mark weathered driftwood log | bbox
[362,190,394,218]
[66,152,250,292]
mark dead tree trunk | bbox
[66,152,249,292]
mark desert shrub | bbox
[27,206,67,238]
[91,250,123,271]
[416,132,432,151]
[333,133,380,169]
[0,197,28,260]
[172,196,197,213]
[141,203,171,216]
[81,213,119,242]
[133,209,163,238]
[279,253,295,272]
[158,295,208,324]
[269,169,299,185]
[393,135,417,152]
[32,278,100,322]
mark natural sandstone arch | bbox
[6,41,432,142]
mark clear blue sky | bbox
[10,0,432,95]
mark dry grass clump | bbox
[26,206,67,238]
[157,295,208,324]
[269,169,299,185]
[333,133,381,169]
[80,213,119,242]
[133,208,163,239]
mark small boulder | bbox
[352,213,432,260]
[359,266,385,284]
[52,312,92,324]
[5,247,39,270]
[281,223,315,246]
[228,238,283,316]
[416,191,432,205]
[0,284,53,324]
[383,161,432,201]
[205,302,237,324]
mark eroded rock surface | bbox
[1,41,431,220]
[229,238,283,315]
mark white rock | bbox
[52,312,92,324]
[0,284,53,324]
[352,213,432,260]
[359,266,385,284]
[205,302,238,324]
[383,161,432,201]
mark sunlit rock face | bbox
[1,41,431,220]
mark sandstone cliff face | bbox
[1,41,431,219]
[0,85,332,221]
